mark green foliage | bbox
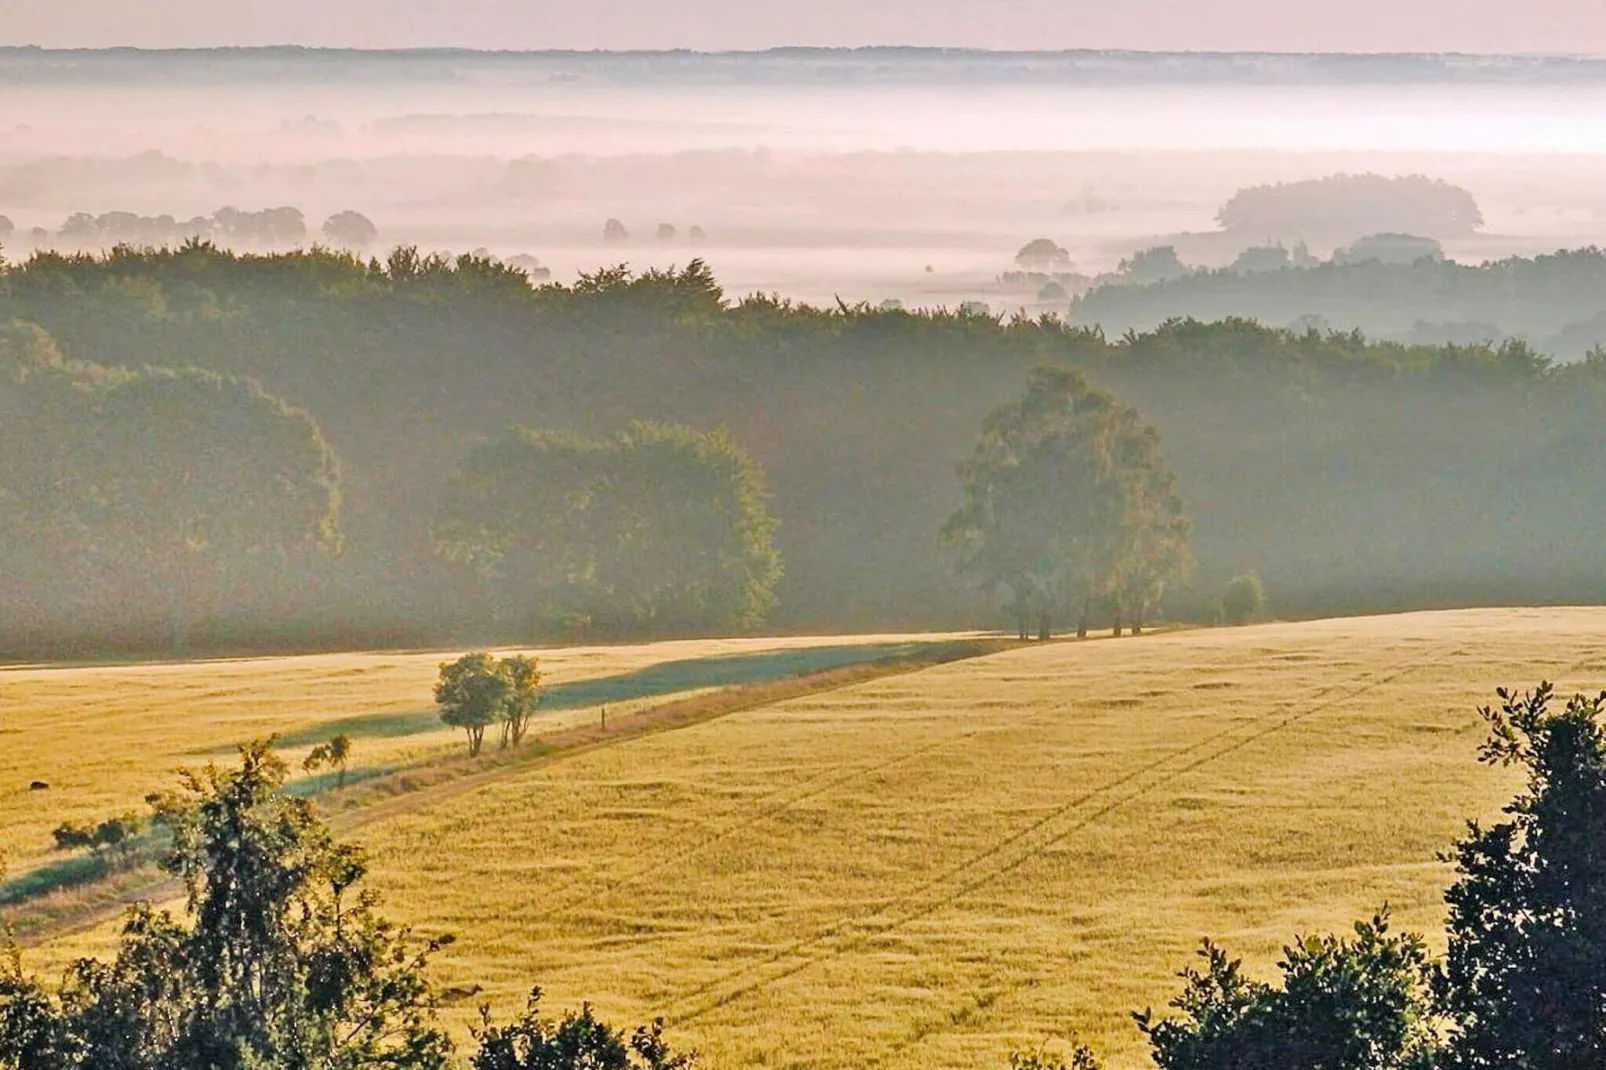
[435,654,512,756]
[1438,683,1606,1069]
[1221,572,1267,626]
[50,813,144,866]
[302,732,352,788]
[1136,913,1440,1070]
[0,742,703,1070]
[945,367,1192,638]
[0,742,456,1070]
[0,319,340,652]
[434,422,781,636]
[471,990,699,1070]
[1009,1043,1104,1070]
[500,656,543,748]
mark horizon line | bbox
[2,44,1604,60]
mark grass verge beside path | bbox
[4,635,1018,948]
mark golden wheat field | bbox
[15,609,1606,1069]
[0,632,957,878]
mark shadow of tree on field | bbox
[273,641,937,748]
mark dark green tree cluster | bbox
[1051,682,1606,1069]
[944,367,1193,639]
[471,993,697,1070]
[0,744,697,1070]
[0,320,341,651]
[434,423,781,638]
[50,813,145,868]
[435,654,544,756]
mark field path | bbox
[8,636,1016,948]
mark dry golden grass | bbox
[20,609,1606,1069]
[341,609,1604,1069]
[0,632,960,880]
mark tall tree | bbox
[1438,683,1606,1070]
[1109,422,1195,636]
[944,367,1185,639]
[499,655,543,748]
[435,653,511,756]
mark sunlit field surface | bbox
[0,632,956,879]
[19,609,1606,1067]
[343,609,1604,1069]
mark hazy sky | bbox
[0,0,1598,54]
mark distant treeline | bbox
[2,245,1605,652]
[0,206,379,251]
[1072,246,1606,358]
[1216,173,1484,242]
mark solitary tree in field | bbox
[945,367,1188,639]
[500,655,543,748]
[302,732,353,788]
[435,653,511,756]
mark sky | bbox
[0,0,1599,54]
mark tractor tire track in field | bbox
[663,655,1434,1026]
[534,643,1240,919]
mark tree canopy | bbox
[434,422,781,636]
[0,320,340,651]
[944,367,1192,638]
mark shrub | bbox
[1221,572,1267,626]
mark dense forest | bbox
[2,243,1605,652]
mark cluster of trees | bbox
[0,743,700,1070]
[944,368,1193,639]
[50,813,145,868]
[1216,174,1485,242]
[435,654,544,756]
[0,321,341,650]
[4,246,1606,651]
[433,423,782,637]
[5,208,380,253]
[1072,246,1606,356]
[602,220,707,244]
